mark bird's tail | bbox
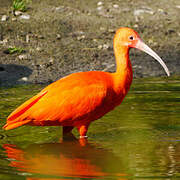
[3,90,48,130]
[3,119,32,130]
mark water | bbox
[0,76,179,180]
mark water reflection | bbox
[1,78,179,179]
[3,136,128,180]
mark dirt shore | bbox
[0,0,179,86]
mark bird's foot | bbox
[79,136,88,146]
[59,132,77,143]
[79,135,88,139]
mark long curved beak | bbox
[135,39,170,76]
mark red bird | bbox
[3,27,170,138]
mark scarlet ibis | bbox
[3,27,170,138]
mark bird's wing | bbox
[4,72,112,130]
[3,90,48,130]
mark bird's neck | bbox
[114,45,131,73]
[113,45,133,95]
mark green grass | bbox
[12,0,30,12]
[7,47,25,54]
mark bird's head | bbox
[114,27,170,76]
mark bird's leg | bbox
[63,126,74,135]
[77,125,89,146]
[61,126,75,140]
[77,125,89,139]
[79,137,88,146]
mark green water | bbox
[0,76,179,180]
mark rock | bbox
[102,63,115,71]
[87,12,91,16]
[44,58,54,68]
[0,38,8,45]
[100,27,106,31]
[134,8,154,21]
[158,9,164,13]
[49,58,54,65]
[38,35,44,39]
[77,35,85,41]
[21,77,28,82]
[121,8,130,12]
[3,38,8,43]
[165,29,176,35]
[71,31,85,37]
[158,8,167,15]
[18,54,31,60]
[12,17,17,21]
[113,4,119,8]
[14,11,23,16]
[19,14,30,20]
[56,34,61,39]
[97,6,103,11]
[98,45,103,49]
[133,65,142,69]
[1,15,8,22]
[103,44,109,50]
[55,6,65,12]
[98,44,110,50]
[133,24,139,28]
[168,29,176,34]
[36,47,42,52]
[108,29,115,33]
[68,12,73,16]
[134,8,154,16]
[97,2,103,6]
[26,34,30,43]
[148,39,157,46]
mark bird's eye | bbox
[129,36,134,40]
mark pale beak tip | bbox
[165,68,170,77]
[135,40,170,78]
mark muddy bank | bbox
[0,0,179,86]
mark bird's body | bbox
[4,70,132,135]
[3,27,169,138]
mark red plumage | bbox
[3,27,169,137]
[4,71,132,135]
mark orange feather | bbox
[3,27,169,137]
[4,71,130,129]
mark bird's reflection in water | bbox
[3,135,128,180]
